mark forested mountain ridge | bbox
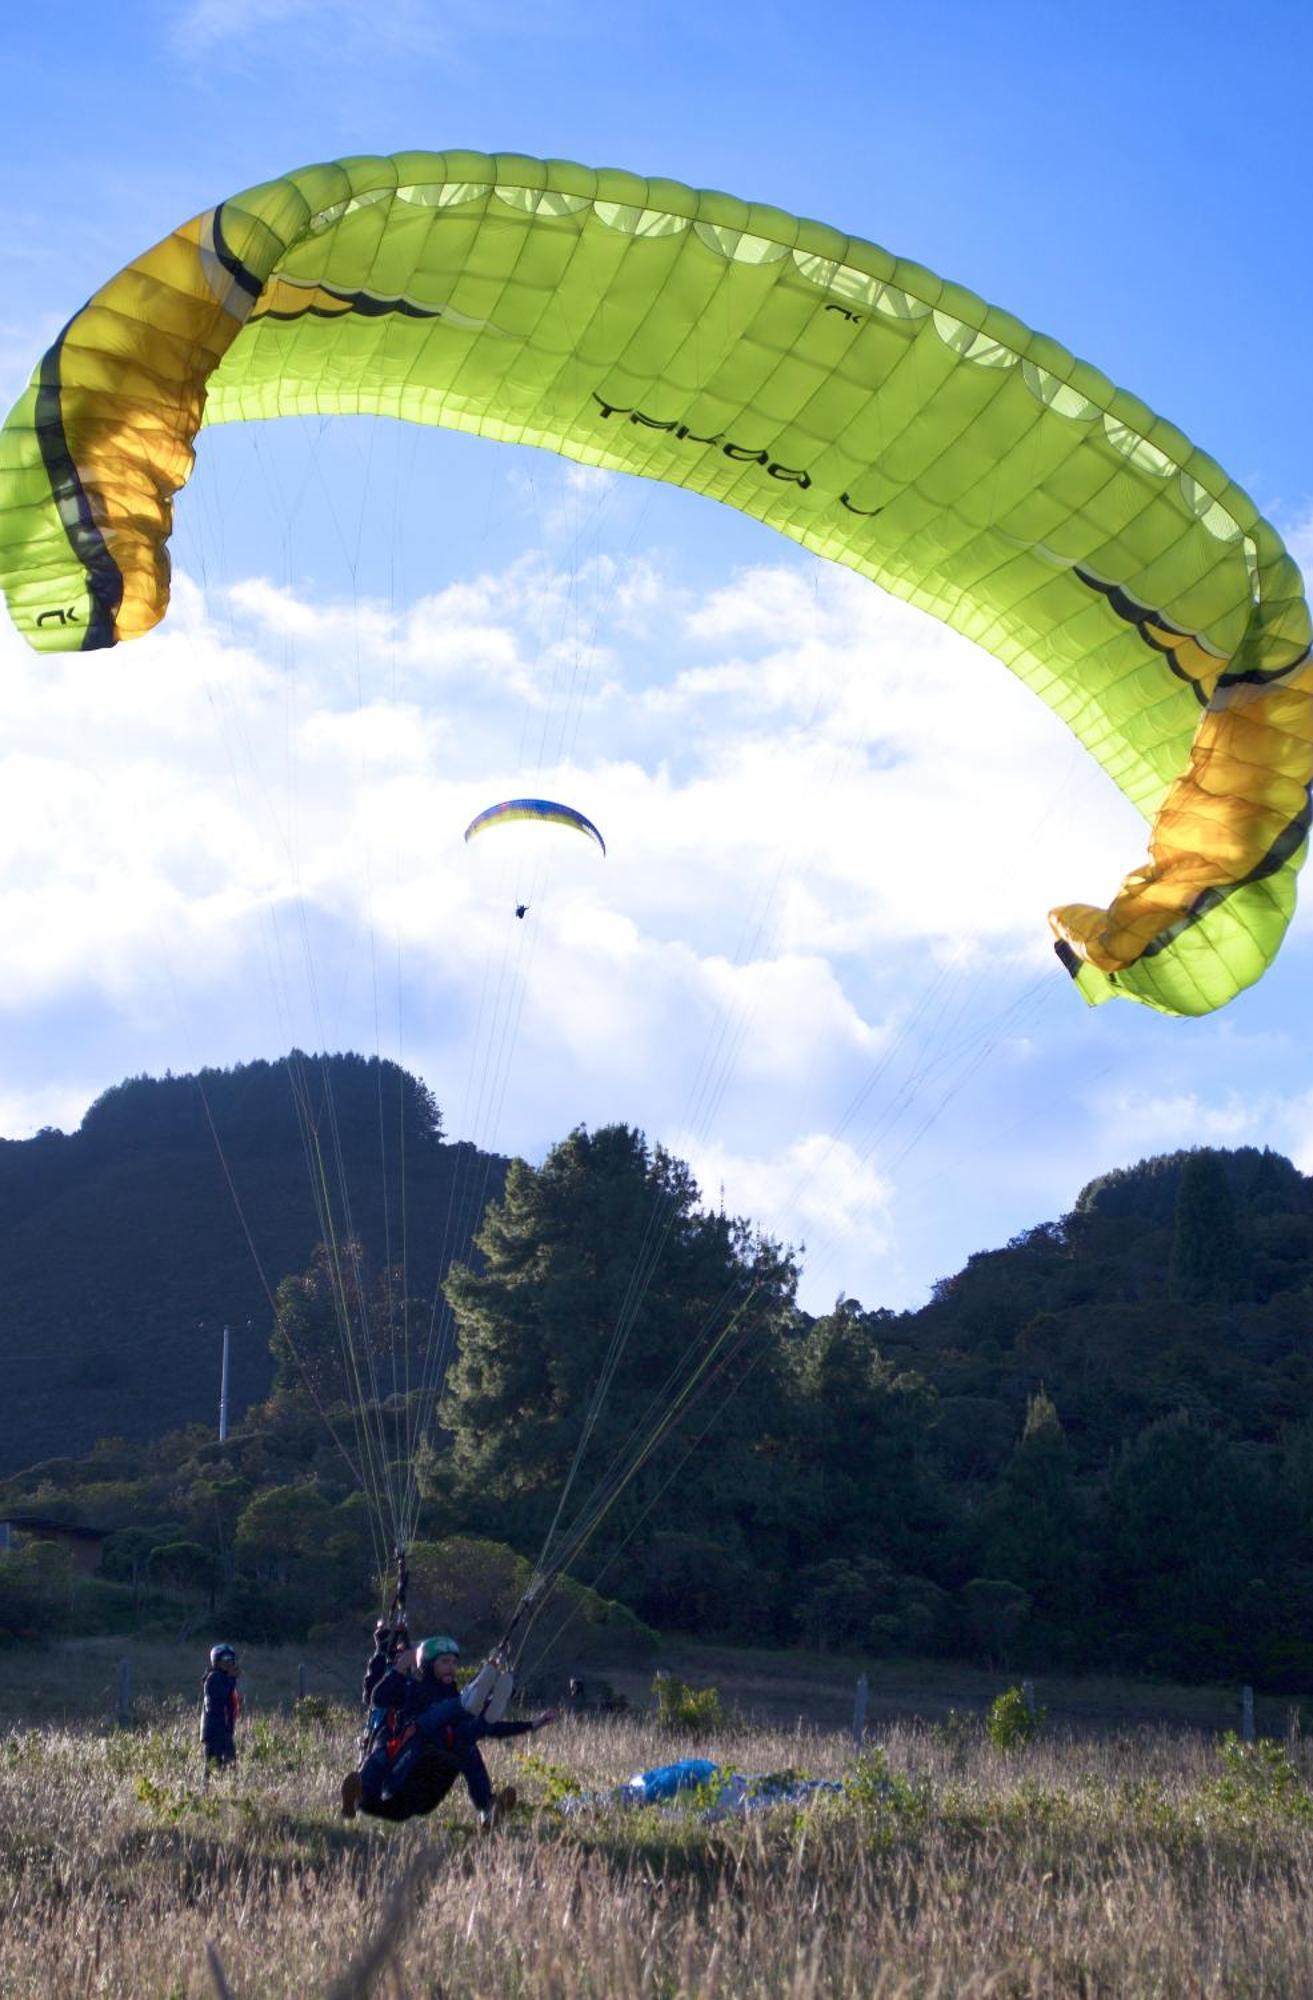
[877,1145,1313,1474]
[0,1055,508,1474]
[5,1079,1313,1685]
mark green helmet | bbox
[416,1636,460,1669]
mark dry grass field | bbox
[3,1676,1313,1999]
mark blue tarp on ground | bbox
[564,1759,845,1820]
[620,1758,720,1803]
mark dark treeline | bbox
[429,1133,1313,1685]
[3,1080,1313,1688]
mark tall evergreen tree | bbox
[269,1240,413,1414]
[786,1306,945,1571]
[983,1389,1084,1638]
[1168,1149,1247,1303]
[1102,1411,1273,1675]
[435,1124,798,1578]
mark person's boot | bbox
[341,1770,363,1820]
[478,1784,517,1832]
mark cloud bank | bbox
[0,499,1308,1311]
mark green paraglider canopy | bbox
[0,150,1308,1017]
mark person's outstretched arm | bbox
[482,1708,559,1739]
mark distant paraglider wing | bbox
[0,150,1308,1017]
[464,798,606,856]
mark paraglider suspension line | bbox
[390,1545,409,1638]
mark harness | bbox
[384,1711,417,1763]
[376,1700,460,1767]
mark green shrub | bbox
[71,1575,140,1634]
[844,1747,932,1843]
[653,1672,722,1734]
[987,1685,1045,1751]
[214,1578,309,1644]
[929,1708,981,1753]
[1208,1733,1313,1823]
[551,1574,659,1664]
[145,1541,219,1595]
[244,1717,284,1766]
[404,1538,530,1652]
[292,1693,335,1730]
[134,1773,218,1822]
[515,1750,583,1806]
[0,1544,73,1643]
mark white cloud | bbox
[640,567,1146,959]
[677,1131,896,1275]
[1284,509,1313,577]
[0,1079,96,1139]
[1085,1076,1313,1193]
[696,951,886,1082]
[227,563,622,713]
[0,550,1149,1048]
[1285,1093,1313,1178]
[227,578,344,642]
[298,702,441,771]
[0,533,1308,1314]
[1093,1089,1261,1155]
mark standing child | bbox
[200,1643,241,1771]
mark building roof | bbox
[0,1515,110,1541]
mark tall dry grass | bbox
[2,1701,1312,1996]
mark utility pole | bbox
[219,1324,230,1442]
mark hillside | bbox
[876,1145,1313,1474]
[0,1054,507,1474]
[6,1121,1313,1687]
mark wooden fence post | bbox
[852,1673,868,1751]
[1241,1685,1255,1742]
[1022,1678,1036,1719]
[296,1662,307,1702]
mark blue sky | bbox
[0,1,1310,1314]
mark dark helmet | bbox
[209,1643,237,1669]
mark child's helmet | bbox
[210,1643,237,1668]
